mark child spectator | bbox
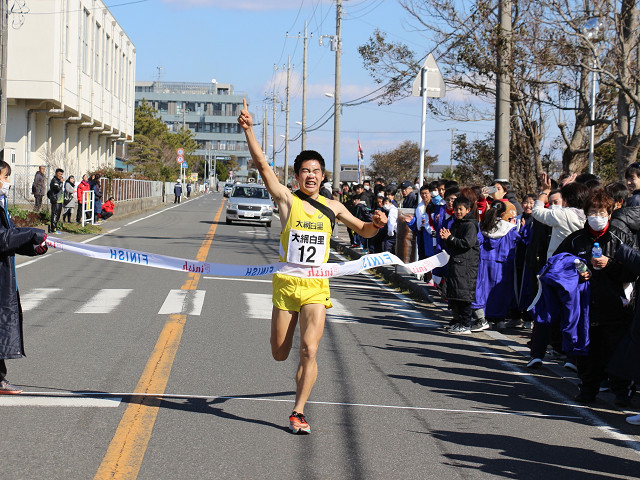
[625,162,640,206]
[101,197,115,220]
[0,154,48,394]
[439,196,480,335]
[472,201,520,332]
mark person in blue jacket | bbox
[0,154,48,394]
[432,187,459,285]
[471,200,520,332]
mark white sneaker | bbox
[626,414,640,425]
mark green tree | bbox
[452,133,494,186]
[368,140,437,184]
[128,101,199,181]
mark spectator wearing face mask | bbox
[532,173,589,261]
[554,190,637,405]
[360,180,375,210]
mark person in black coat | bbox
[0,155,48,394]
[554,190,637,404]
[439,196,480,334]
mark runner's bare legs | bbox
[270,304,326,413]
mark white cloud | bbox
[160,0,324,11]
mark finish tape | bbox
[45,237,449,279]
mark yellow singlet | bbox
[272,194,333,311]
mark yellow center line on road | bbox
[94,200,225,480]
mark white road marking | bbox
[243,293,358,324]
[20,288,62,311]
[376,300,440,328]
[158,289,206,315]
[76,289,133,314]
[0,395,121,407]
[19,390,579,420]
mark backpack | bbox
[47,189,53,201]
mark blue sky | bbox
[113,0,492,174]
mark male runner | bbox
[238,99,387,434]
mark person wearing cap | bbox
[471,200,521,332]
[399,181,418,209]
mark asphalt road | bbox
[2,191,640,480]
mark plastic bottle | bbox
[574,258,588,274]
[592,242,603,270]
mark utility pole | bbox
[287,23,312,151]
[262,104,268,163]
[494,0,511,181]
[302,21,310,150]
[271,83,278,182]
[284,56,291,187]
[448,127,456,172]
[0,0,8,149]
[332,0,342,190]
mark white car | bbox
[225,184,274,227]
[223,182,234,197]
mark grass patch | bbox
[8,205,103,234]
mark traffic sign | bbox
[176,155,184,163]
[176,148,185,156]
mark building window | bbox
[114,44,119,97]
[94,22,101,82]
[82,8,90,73]
[65,0,71,60]
[104,34,110,90]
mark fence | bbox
[8,165,165,210]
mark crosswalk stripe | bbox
[76,289,133,314]
[158,289,206,315]
[20,288,62,312]
[243,293,358,323]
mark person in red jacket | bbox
[76,174,91,223]
[101,197,115,220]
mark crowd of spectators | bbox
[335,167,640,425]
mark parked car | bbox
[225,184,274,227]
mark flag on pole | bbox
[357,139,364,184]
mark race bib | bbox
[286,229,328,266]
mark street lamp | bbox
[582,17,604,175]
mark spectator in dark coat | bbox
[32,165,46,211]
[610,243,640,424]
[49,168,64,233]
[174,181,182,204]
[399,181,418,209]
[90,174,103,221]
[0,156,48,394]
[439,196,480,335]
[555,190,637,405]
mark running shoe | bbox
[470,320,490,332]
[449,324,471,335]
[526,358,543,369]
[289,411,311,434]
[0,379,22,394]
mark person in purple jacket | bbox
[432,187,459,285]
[471,201,521,332]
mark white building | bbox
[5,0,135,176]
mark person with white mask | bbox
[555,190,637,405]
[532,173,590,261]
